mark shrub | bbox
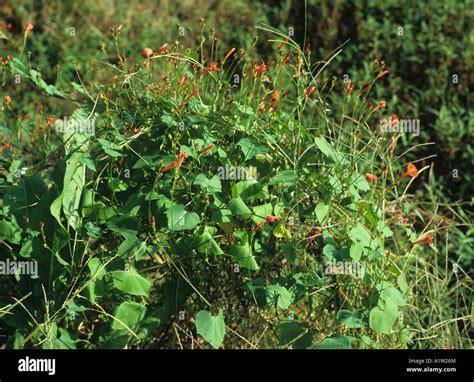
[0,14,471,349]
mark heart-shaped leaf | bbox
[167,204,200,231]
[195,309,226,349]
[111,271,150,296]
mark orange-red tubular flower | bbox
[223,47,236,63]
[254,63,267,77]
[177,150,187,169]
[346,80,355,95]
[266,215,281,223]
[265,101,278,112]
[161,161,177,173]
[306,85,316,98]
[400,163,419,179]
[198,145,215,156]
[198,61,220,77]
[414,234,433,246]
[376,69,390,80]
[157,44,168,54]
[370,100,386,114]
[365,173,378,182]
[255,215,281,232]
[143,47,153,58]
[281,53,290,66]
[278,38,289,51]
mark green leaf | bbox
[312,335,355,349]
[353,173,370,192]
[377,220,394,237]
[266,285,293,309]
[111,271,150,296]
[29,69,66,97]
[350,242,364,261]
[315,203,329,224]
[369,303,398,334]
[167,204,200,231]
[0,220,22,244]
[112,301,146,331]
[380,287,406,307]
[195,309,226,349]
[230,244,259,270]
[337,310,365,329]
[193,227,224,255]
[228,197,252,217]
[231,180,267,200]
[270,170,297,186]
[51,108,93,229]
[278,321,313,349]
[193,174,222,194]
[237,138,268,161]
[315,136,348,165]
[251,203,273,224]
[349,223,372,247]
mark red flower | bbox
[0,143,10,152]
[254,215,281,232]
[198,145,215,156]
[223,48,236,63]
[370,100,386,114]
[254,63,268,77]
[278,38,289,51]
[281,53,290,66]
[399,163,419,180]
[143,47,153,58]
[345,80,355,95]
[414,234,433,246]
[365,173,378,182]
[306,85,316,98]
[161,161,177,173]
[266,215,281,223]
[157,44,168,54]
[3,96,11,105]
[376,69,390,80]
[265,101,278,112]
[198,61,220,77]
[177,150,187,169]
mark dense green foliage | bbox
[0,1,471,349]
